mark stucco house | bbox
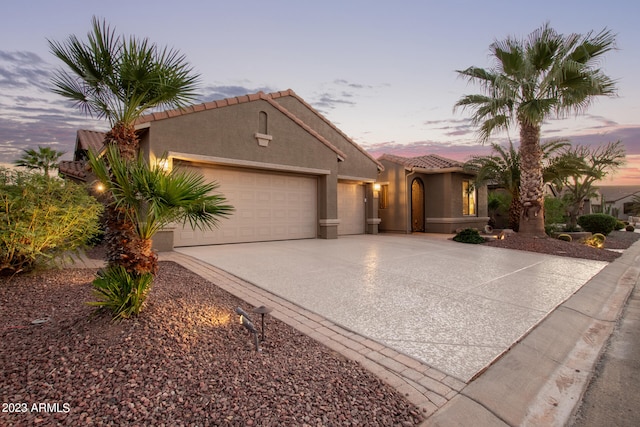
[589,186,640,220]
[376,153,489,233]
[60,89,383,248]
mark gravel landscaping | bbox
[1,261,424,426]
[483,230,640,262]
[2,231,638,426]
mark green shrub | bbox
[0,168,102,275]
[626,224,635,232]
[615,220,625,230]
[88,266,154,321]
[544,196,568,226]
[557,234,572,242]
[453,228,486,244]
[577,214,618,236]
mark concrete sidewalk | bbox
[160,235,640,425]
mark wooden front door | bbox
[411,178,424,232]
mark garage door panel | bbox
[174,166,317,246]
[338,182,365,235]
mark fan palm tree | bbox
[465,139,570,231]
[49,17,201,273]
[455,23,617,236]
[14,146,65,177]
[49,17,199,160]
[88,145,233,275]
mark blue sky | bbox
[2,0,639,183]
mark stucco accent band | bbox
[319,219,341,227]
[425,217,491,223]
[168,151,331,176]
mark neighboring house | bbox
[376,153,489,233]
[589,186,640,220]
[58,129,107,182]
[60,89,383,248]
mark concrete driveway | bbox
[176,234,607,381]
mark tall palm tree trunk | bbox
[508,190,522,231]
[518,123,546,236]
[102,122,158,275]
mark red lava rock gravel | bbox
[1,262,424,426]
[483,230,640,262]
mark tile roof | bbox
[378,153,463,170]
[58,160,89,180]
[59,129,106,180]
[76,129,106,155]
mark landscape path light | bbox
[252,305,273,342]
[235,307,260,352]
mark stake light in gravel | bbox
[235,307,261,352]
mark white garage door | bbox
[338,182,365,235]
[174,166,317,246]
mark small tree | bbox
[87,147,233,319]
[0,168,102,275]
[14,146,65,177]
[550,141,625,229]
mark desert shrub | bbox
[557,234,572,242]
[626,224,635,232]
[453,228,486,244]
[577,213,618,236]
[615,220,625,230]
[0,168,102,275]
[582,233,606,249]
[544,196,568,226]
[88,266,154,321]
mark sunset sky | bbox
[1,0,639,184]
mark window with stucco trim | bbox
[463,180,476,216]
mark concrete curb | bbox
[424,241,640,426]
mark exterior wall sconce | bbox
[157,158,171,171]
[373,183,381,197]
[235,307,261,352]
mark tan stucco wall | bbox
[138,97,380,239]
[377,160,489,234]
[377,160,410,233]
[273,95,380,181]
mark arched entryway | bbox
[411,178,425,232]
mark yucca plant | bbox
[89,266,154,321]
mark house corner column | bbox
[366,183,380,234]
[318,174,339,239]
